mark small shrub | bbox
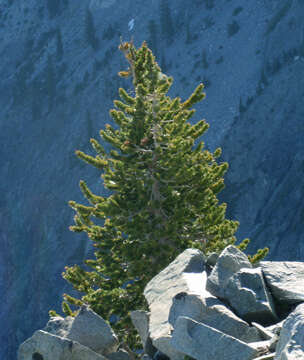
[215,56,224,64]
[265,0,292,35]
[227,20,240,37]
[205,0,214,10]
[233,6,243,16]
[203,16,215,29]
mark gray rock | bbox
[252,322,274,340]
[153,350,170,360]
[130,310,155,357]
[261,262,304,304]
[107,349,131,360]
[268,334,279,352]
[249,340,271,356]
[43,316,73,338]
[169,292,261,343]
[206,252,218,267]
[44,305,118,355]
[17,330,107,360]
[152,336,183,360]
[68,305,118,355]
[206,245,252,299]
[142,355,153,360]
[225,268,278,324]
[266,321,284,336]
[144,248,206,359]
[253,355,275,360]
[274,303,304,359]
[171,316,259,360]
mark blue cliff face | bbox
[1,0,303,358]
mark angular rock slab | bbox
[171,316,259,360]
[261,261,304,304]
[274,302,304,359]
[130,310,155,357]
[252,322,274,340]
[107,349,131,360]
[225,268,278,324]
[249,340,272,355]
[169,292,261,343]
[254,354,275,360]
[17,330,107,360]
[266,320,284,336]
[70,305,119,354]
[44,305,118,355]
[144,248,206,359]
[206,245,252,299]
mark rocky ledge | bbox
[18,246,304,360]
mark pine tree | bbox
[57,41,268,353]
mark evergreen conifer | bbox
[56,40,268,353]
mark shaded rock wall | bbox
[1,0,303,358]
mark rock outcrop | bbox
[18,246,304,360]
[143,248,206,359]
[260,262,304,304]
[18,330,108,360]
[171,316,260,360]
[274,303,304,360]
[224,267,277,324]
[43,305,119,355]
[206,245,252,299]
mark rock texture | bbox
[130,310,155,356]
[3,1,304,357]
[274,303,304,360]
[107,350,131,360]
[169,292,261,343]
[17,330,108,360]
[225,268,277,324]
[18,247,304,360]
[171,316,259,360]
[43,305,119,355]
[206,245,252,298]
[143,248,206,359]
[261,262,304,304]
[142,247,304,359]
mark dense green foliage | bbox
[54,41,268,353]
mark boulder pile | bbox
[18,246,304,360]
